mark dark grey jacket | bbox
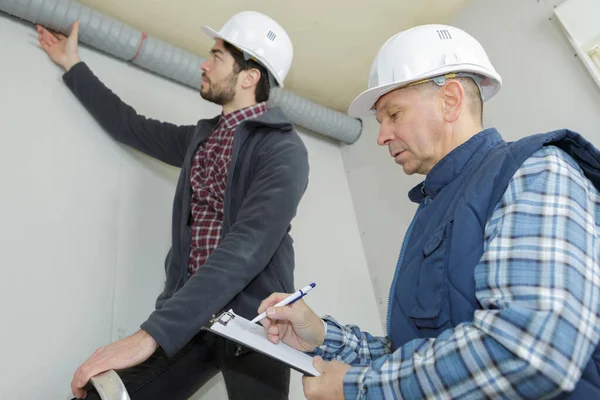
[63,62,309,357]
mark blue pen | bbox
[251,283,316,323]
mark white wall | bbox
[341,0,600,326]
[554,0,600,89]
[0,15,382,400]
[453,0,600,141]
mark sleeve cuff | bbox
[140,318,176,358]
[343,365,369,400]
[62,60,87,83]
[313,316,347,358]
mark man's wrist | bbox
[138,329,159,351]
[319,318,327,346]
[63,57,81,72]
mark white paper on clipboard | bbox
[202,309,320,377]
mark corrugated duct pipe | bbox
[0,0,363,144]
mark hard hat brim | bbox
[348,67,502,118]
[347,82,404,118]
[201,26,221,41]
[201,26,285,88]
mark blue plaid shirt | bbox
[315,146,600,399]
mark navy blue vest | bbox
[388,128,600,398]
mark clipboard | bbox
[202,309,320,377]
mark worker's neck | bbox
[431,119,484,173]
[222,95,258,116]
[452,118,484,150]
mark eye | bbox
[390,112,399,120]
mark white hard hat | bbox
[348,24,502,118]
[202,11,293,88]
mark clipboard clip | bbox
[209,310,236,326]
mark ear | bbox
[240,68,261,90]
[440,80,465,124]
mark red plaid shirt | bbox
[188,102,268,276]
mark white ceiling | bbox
[79,0,472,112]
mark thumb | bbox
[312,356,326,372]
[70,21,79,39]
[267,304,300,323]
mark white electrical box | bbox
[555,0,600,88]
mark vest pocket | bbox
[409,225,450,329]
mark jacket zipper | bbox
[224,126,246,232]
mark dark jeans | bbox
[77,331,290,400]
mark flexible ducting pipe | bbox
[0,0,363,144]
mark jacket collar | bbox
[409,128,504,203]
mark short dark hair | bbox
[223,41,271,103]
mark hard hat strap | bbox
[409,72,484,101]
[240,49,277,88]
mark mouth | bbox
[200,77,209,90]
[392,150,406,163]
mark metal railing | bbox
[89,370,131,400]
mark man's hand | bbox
[302,356,351,400]
[37,21,81,71]
[71,330,158,399]
[257,292,326,352]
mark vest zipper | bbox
[386,200,426,335]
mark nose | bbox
[200,60,209,73]
[377,125,394,147]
